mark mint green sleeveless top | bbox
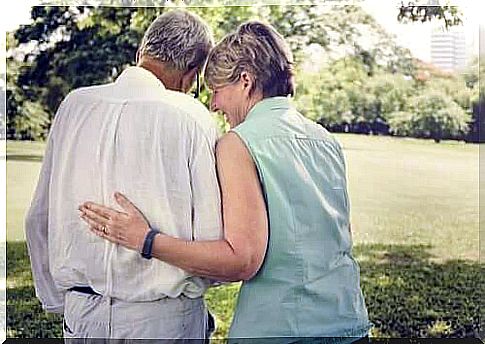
[229,97,371,343]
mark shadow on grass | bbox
[353,243,484,338]
[6,154,44,162]
[6,242,484,339]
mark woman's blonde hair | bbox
[204,21,294,97]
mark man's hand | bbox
[79,192,151,252]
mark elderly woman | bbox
[80,21,371,342]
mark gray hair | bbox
[138,10,214,72]
[204,21,294,98]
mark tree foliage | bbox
[7,4,413,138]
[388,90,470,142]
[296,57,416,135]
[6,4,474,142]
[294,53,476,142]
[397,5,463,29]
[466,56,485,142]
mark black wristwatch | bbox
[141,228,161,260]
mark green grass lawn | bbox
[7,141,46,242]
[6,135,483,338]
[337,134,479,262]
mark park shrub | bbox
[426,77,475,111]
[294,56,477,141]
[388,91,471,142]
[364,73,414,121]
[10,100,49,140]
[388,111,415,137]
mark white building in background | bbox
[430,26,467,72]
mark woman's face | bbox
[210,80,248,128]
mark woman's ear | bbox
[240,71,253,94]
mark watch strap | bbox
[141,228,160,259]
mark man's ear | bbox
[135,49,141,64]
[181,67,198,94]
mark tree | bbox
[466,56,485,142]
[398,5,463,29]
[462,56,479,89]
[366,73,414,120]
[389,90,471,142]
[6,31,50,139]
[359,72,415,134]
[6,4,464,140]
[11,6,144,115]
[426,77,474,111]
[11,100,49,140]
[295,57,368,129]
[296,57,416,134]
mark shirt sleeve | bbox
[25,103,66,314]
[189,121,223,243]
[188,122,227,287]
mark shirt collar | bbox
[245,96,293,122]
[115,66,166,90]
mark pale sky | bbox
[0,0,483,75]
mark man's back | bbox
[27,66,222,306]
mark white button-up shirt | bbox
[25,66,223,313]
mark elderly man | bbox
[25,10,221,340]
